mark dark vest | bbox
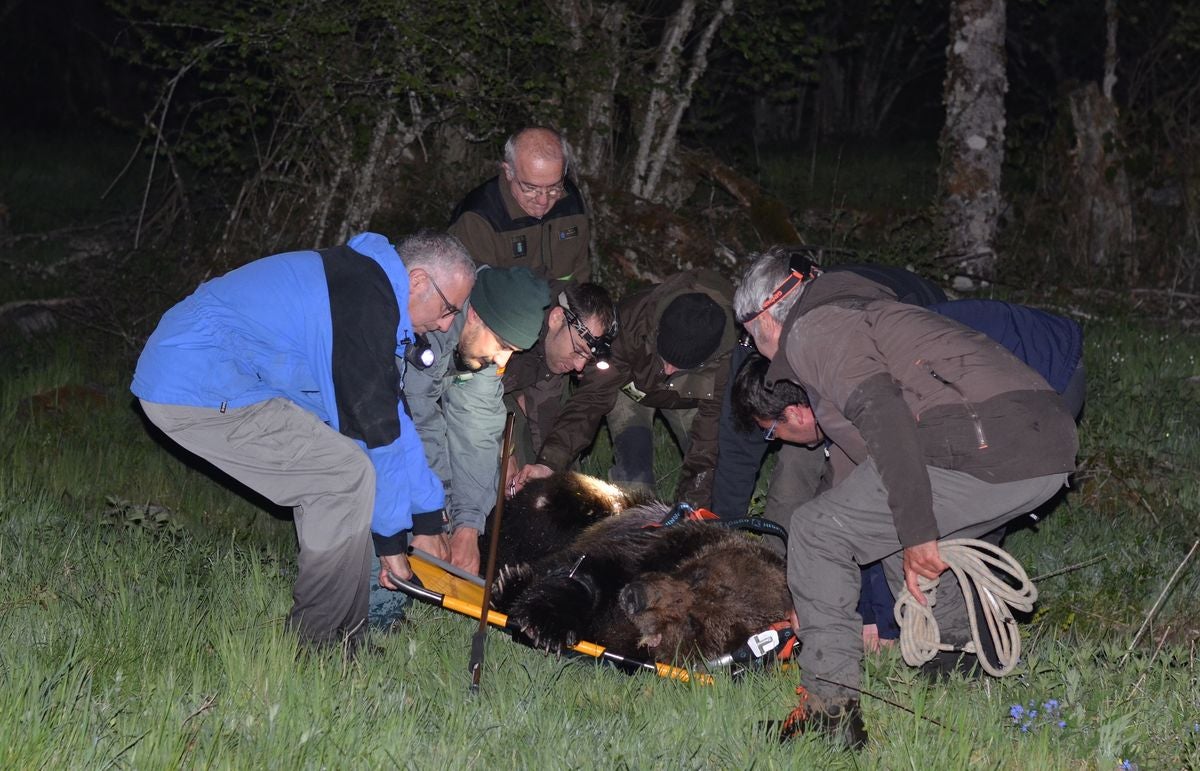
[449,175,587,232]
[320,244,402,448]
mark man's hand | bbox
[450,527,481,576]
[379,553,413,590]
[509,463,554,495]
[862,623,895,653]
[504,455,518,491]
[410,533,451,562]
[902,539,949,606]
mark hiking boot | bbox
[919,650,983,681]
[779,690,868,750]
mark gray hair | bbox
[503,127,573,179]
[732,247,801,324]
[398,230,476,285]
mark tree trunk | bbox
[630,0,734,204]
[563,1,628,181]
[938,0,1007,289]
[1103,0,1118,101]
[1066,82,1134,273]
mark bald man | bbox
[449,126,591,284]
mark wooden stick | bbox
[468,412,516,694]
[1121,539,1199,665]
[1029,554,1107,582]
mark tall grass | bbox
[2,310,1198,767]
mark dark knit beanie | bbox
[470,267,550,350]
[656,293,726,369]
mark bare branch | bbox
[641,0,733,200]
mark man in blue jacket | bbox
[132,231,476,654]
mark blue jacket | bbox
[131,232,445,538]
[930,299,1083,393]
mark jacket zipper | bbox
[928,368,989,450]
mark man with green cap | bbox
[395,265,551,584]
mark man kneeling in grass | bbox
[732,298,1085,655]
[131,231,474,656]
[733,250,1078,749]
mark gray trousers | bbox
[788,458,1068,700]
[606,392,695,494]
[761,443,828,556]
[140,398,375,649]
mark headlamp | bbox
[737,249,823,326]
[558,292,618,370]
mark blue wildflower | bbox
[1010,704,1025,721]
[1043,699,1060,712]
[1121,760,1133,770]
[1057,720,1066,729]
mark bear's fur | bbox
[490,473,791,663]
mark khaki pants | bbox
[787,458,1068,700]
[140,398,375,650]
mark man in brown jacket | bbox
[449,127,590,283]
[502,282,617,472]
[733,251,1078,749]
[511,269,736,507]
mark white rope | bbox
[894,538,1038,677]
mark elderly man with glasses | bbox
[448,126,591,284]
[731,249,1078,749]
[132,231,475,656]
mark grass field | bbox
[3,307,1198,769]
[4,127,1199,768]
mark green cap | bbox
[470,267,550,350]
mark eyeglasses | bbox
[427,274,461,320]
[514,176,566,200]
[762,419,779,441]
[567,330,593,363]
[558,291,617,370]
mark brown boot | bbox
[779,687,868,750]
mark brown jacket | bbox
[766,271,1077,547]
[536,270,737,505]
[501,316,568,464]
[448,175,590,283]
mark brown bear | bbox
[489,473,792,665]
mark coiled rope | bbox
[894,538,1038,677]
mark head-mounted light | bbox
[559,292,618,370]
[405,333,436,369]
[737,249,823,326]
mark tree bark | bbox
[1066,82,1134,272]
[562,1,628,180]
[638,0,733,202]
[1103,0,1118,101]
[938,0,1007,289]
[628,0,735,205]
[630,0,698,200]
